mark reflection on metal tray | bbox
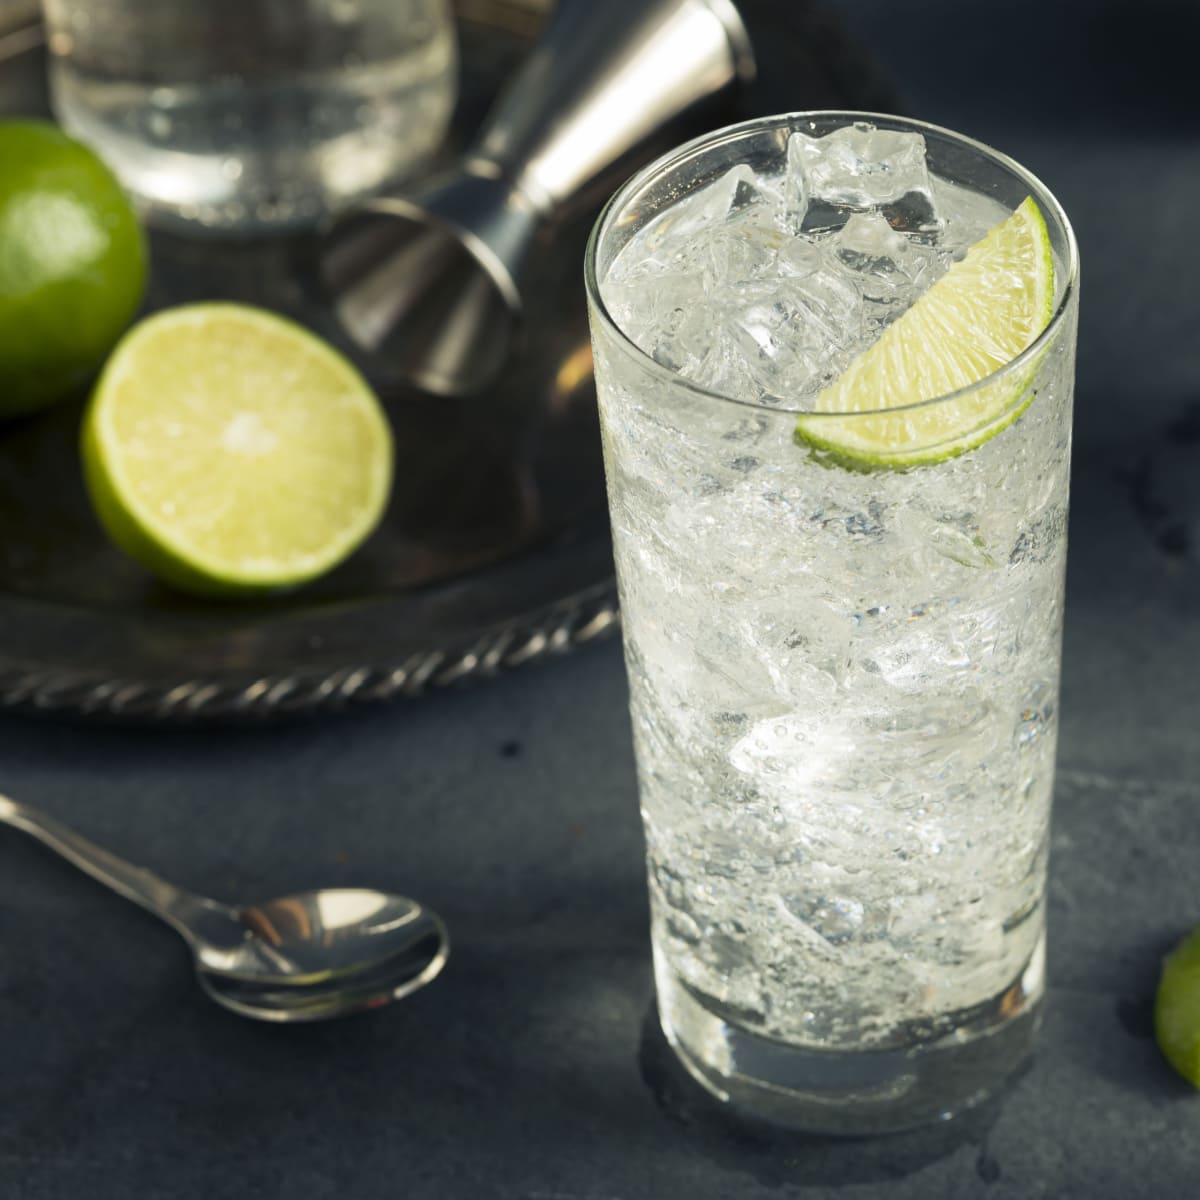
[0,0,896,722]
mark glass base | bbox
[655,936,1045,1135]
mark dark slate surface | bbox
[3,1,1200,1196]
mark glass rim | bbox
[583,109,1080,419]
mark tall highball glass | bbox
[585,112,1078,1132]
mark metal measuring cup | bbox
[319,0,755,397]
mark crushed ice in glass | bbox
[602,122,1010,407]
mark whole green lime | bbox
[1156,922,1200,1087]
[0,119,146,418]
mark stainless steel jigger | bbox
[319,0,755,396]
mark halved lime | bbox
[794,196,1055,468]
[1156,923,1200,1087]
[82,303,393,596]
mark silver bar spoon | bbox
[0,793,449,1023]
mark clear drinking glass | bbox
[585,112,1079,1133]
[41,0,458,235]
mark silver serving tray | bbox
[0,0,893,722]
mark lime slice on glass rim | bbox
[1156,923,1200,1087]
[82,303,393,597]
[794,196,1055,469]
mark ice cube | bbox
[694,170,786,284]
[830,211,945,328]
[663,163,756,237]
[774,899,847,960]
[786,123,934,210]
[607,164,781,285]
[834,210,910,270]
[714,271,860,400]
[781,893,867,946]
[702,219,784,286]
[601,270,691,331]
[931,174,1013,256]
[603,166,792,376]
[832,211,951,331]
[781,131,811,233]
[737,597,852,700]
[730,713,856,792]
[601,261,714,374]
[775,237,826,279]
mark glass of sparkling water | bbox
[585,112,1078,1133]
[41,0,458,235]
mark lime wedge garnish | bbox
[1156,923,1200,1087]
[82,303,393,596]
[794,196,1055,468]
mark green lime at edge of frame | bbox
[1156,922,1200,1087]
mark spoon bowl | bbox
[212,887,446,984]
[0,794,450,1022]
[198,900,450,1022]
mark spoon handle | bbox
[0,793,222,938]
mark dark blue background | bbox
[2,2,1199,1196]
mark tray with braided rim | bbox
[0,0,895,722]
